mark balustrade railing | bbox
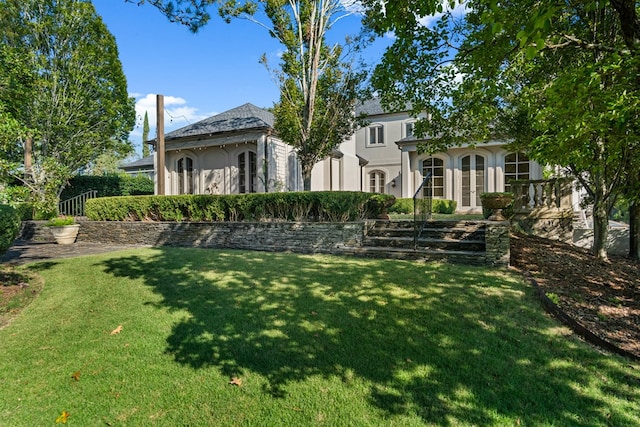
[509,178,573,213]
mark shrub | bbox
[85,192,395,222]
[119,175,155,196]
[45,216,76,226]
[432,199,457,214]
[0,204,21,255]
[388,198,457,215]
[388,198,413,214]
[60,174,154,200]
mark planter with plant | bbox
[46,216,79,244]
[480,192,514,221]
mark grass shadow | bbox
[99,247,640,425]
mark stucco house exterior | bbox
[145,99,543,213]
[151,103,302,195]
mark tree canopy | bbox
[0,0,135,216]
[362,0,640,260]
[137,0,368,191]
[222,0,367,191]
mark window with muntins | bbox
[369,125,384,145]
[405,122,414,138]
[422,158,444,198]
[504,152,530,191]
[177,157,194,194]
[369,170,386,193]
[238,151,257,193]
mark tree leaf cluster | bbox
[362,0,640,259]
[0,0,135,216]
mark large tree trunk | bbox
[302,163,313,191]
[629,199,640,259]
[591,186,610,261]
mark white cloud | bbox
[341,0,364,14]
[418,1,470,28]
[130,93,215,143]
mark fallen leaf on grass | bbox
[55,411,70,423]
[229,377,242,386]
[110,325,123,335]
[71,370,81,381]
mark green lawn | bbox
[1,248,638,426]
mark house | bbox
[350,99,543,212]
[149,103,302,195]
[119,155,154,178]
[144,99,543,213]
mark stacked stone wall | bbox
[19,219,510,266]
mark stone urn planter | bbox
[480,192,514,221]
[46,216,80,245]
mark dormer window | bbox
[368,124,384,145]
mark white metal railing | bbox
[58,190,98,217]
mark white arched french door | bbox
[461,154,486,209]
[177,156,195,194]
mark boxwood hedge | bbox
[388,198,457,215]
[85,192,395,222]
[0,204,21,254]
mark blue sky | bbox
[91,0,389,156]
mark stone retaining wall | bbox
[21,220,365,255]
[485,222,511,267]
[20,220,510,266]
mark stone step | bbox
[371,220,487,230]
[367,220,486,242]
[369,227,485,240]
[364,236,486,252]
[338,245,487,265]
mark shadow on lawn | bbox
[99,247,639,425]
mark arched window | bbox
[238,151,257,193]
[369,170,386,193]
[504,152,530,191]
[177,156,194,194]
[422,158,444,198]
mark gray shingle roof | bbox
[356,98,385,116]
[164,103,274,141]
[120,154,154,170]
[356,98,412,116]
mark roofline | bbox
[148,126,274,147]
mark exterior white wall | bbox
[153,104,547,211]
[352,108,545,212]
[354,112,408,198]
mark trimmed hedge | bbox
[85,192,396,222]
[60,175,154,200]
[0,204,21,254]
[388,198,457,215]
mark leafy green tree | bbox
[136,0,368,191]
[362,0,640,260]
[124,0,215,32]
[90,150,134,176]
[0,0,135,217]
[142,111,151,157]
[221,0,368,190]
